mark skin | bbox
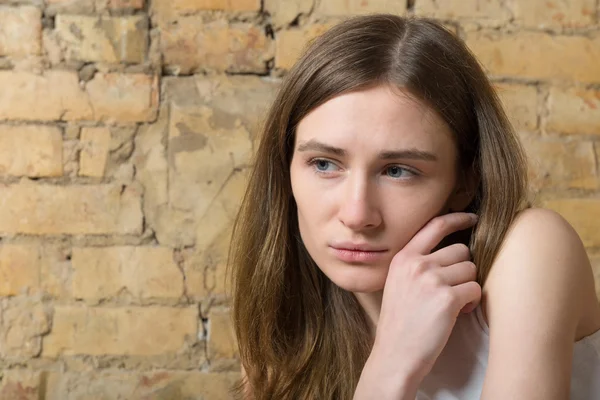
[290,84,472,332]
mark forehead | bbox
[295,85,456,158]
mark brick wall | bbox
[0,0,599,398]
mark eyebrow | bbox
[296,139,438,162]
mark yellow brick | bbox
[0,71,158,122]
[153,0,258,22]
[71,246,184,301]
[7,242,72,309]
[175,0,259,11]
[42,306,197,357]
[416,0,510,24]
[466,31,600,83]
[161,19,273,74]
[317,0,406,16]
[543,199,600,247]
[522,136,597,190]
[208,308,237,359]
[79,127,111,177]
[44,371,239,400]
[0,71,91,121]
[1,299,49,360]
[45,0,94,15]
[0,183,142,235]
[547,87,600,136]
[0,6,41,57]
[179,372,240,400]
[510,0,595,29]
[494,83,538,131]
[0,245,41,296]
[86,73,159,123]
[0,125,62,177]
[264,0,313,26]
[0,370,41,400]
[276,23,335,70]
[39,245,72,299]
[107,0,144,9]
[55,15,148,63]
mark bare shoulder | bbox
[482,207,600,341]
[499,207,579,248]
[478,207,600,398]
[490,207,586,274]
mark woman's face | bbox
[290,84,463,293]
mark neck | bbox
[354,290,384,339]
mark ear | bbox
[447,166,478,212]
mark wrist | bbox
[371,340,429,382]
[354,350,423,400]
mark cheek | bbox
[291,165,319,234]
[291,162,334,221]
[291,168,310,216]
[294,188,326,236]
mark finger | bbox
[460,301,478,314]
[427,243,471,266]
[452,281,481,315]
[404,212,478,256]
[437,261,477,286]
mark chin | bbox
[322,262,388,293]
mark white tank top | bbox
[417,304,600,399]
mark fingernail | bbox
[470,213,479,223]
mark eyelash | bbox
[306,158,419,179]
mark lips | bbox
[329,242,389,263]
[330,242,387,252]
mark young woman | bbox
[228,14,600,399]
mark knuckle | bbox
[431,217,448,232]
[470,281,483,295]
[422,271,443,288]
[466,265,477,281]
[456,243,470,258]
[464,281,482,300]
[465,261,477,274]
[409,258,430,274]
[438,289,458,308]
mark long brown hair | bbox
[228,14,529,399]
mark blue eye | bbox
[316,160,331,171]
[386,166,414,178]
[311,159,338,172]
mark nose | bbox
[337,175,382,231]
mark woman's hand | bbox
[355,212,481,399]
